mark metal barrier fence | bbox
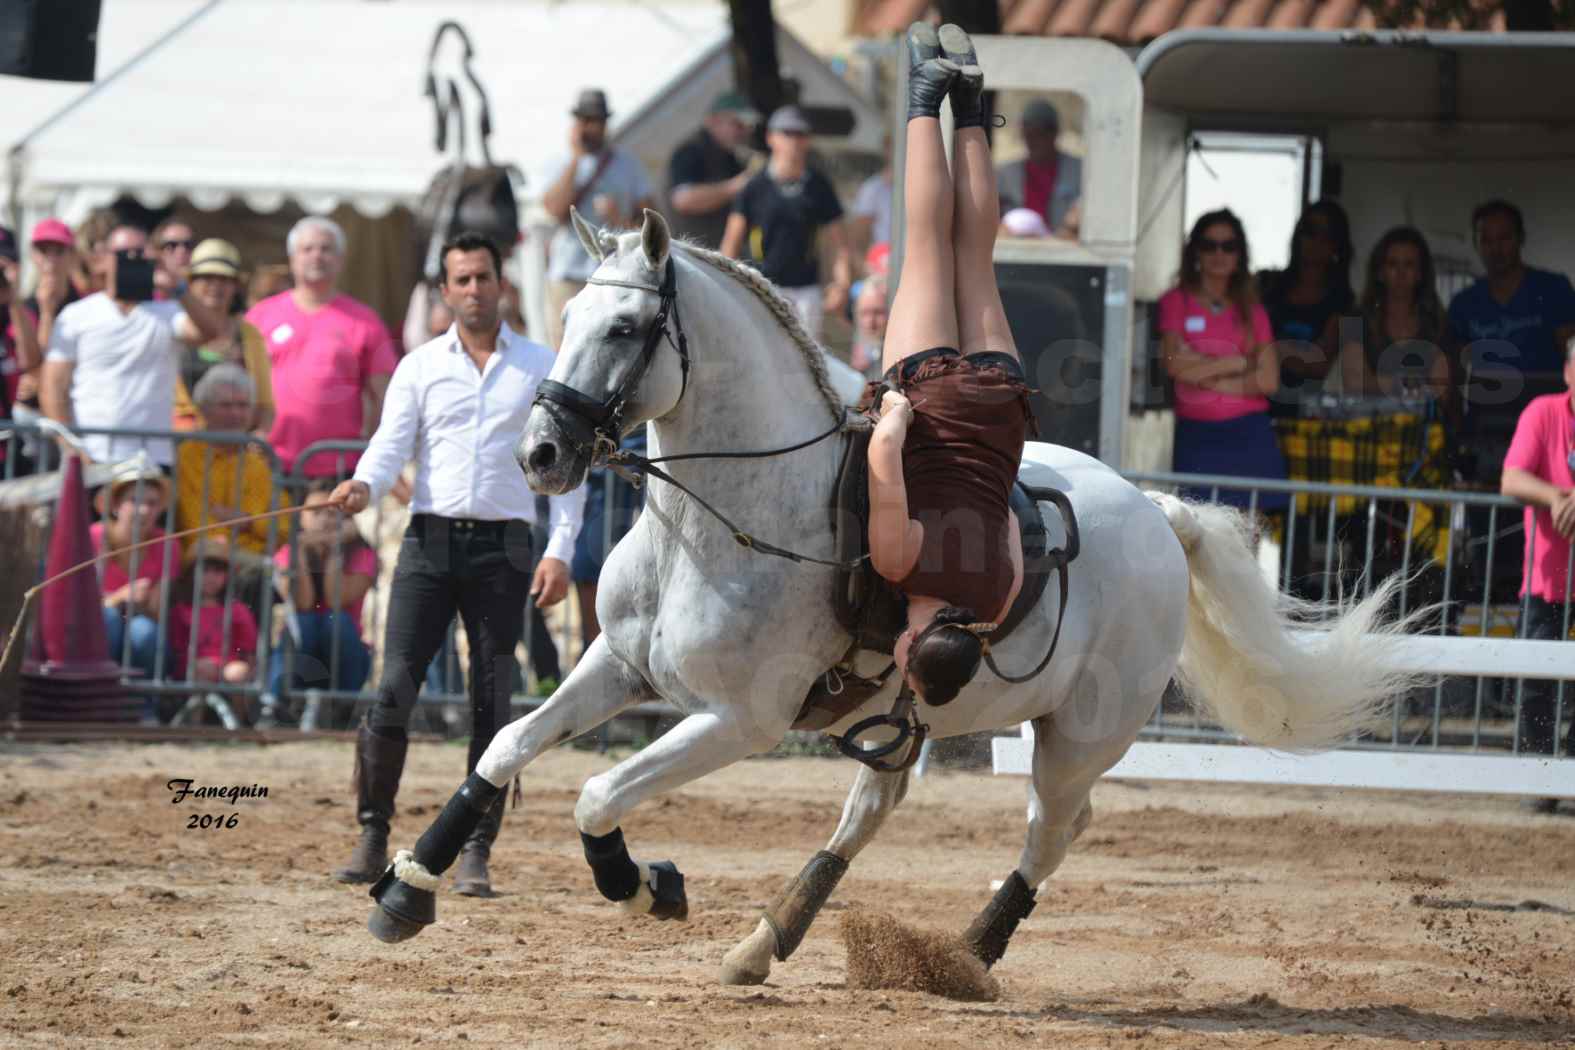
[1,421,635,733]
[5,420,1570,770]
[1125,468,1573,762]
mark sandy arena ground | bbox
[1,738,1572,1048]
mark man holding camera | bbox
[540,88,655,351]
[40,223,227,467]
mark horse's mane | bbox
[674,241,849,425]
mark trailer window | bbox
[1183,132,1321,271]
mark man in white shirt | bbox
[328,232,586,896]
[39,224,226,465]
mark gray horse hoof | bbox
[368,904,426,943]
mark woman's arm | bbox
[1160,333,1248,386]
[866,392,924,582]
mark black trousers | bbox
[1518,596,1573,757]
[369,515,534,772]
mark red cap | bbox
[30,218,75,248]
[865,241,890,277]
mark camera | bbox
[112,249,156,302]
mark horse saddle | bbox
[792,427,1078,732]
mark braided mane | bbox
[673,242,849,425]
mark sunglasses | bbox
[160,239,196,253]
[1198,237,1242,254]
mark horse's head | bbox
[519,208,689,494]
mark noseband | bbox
[527,253,863,570]
[532,257,691,458]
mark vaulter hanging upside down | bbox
[867,22,1038,707]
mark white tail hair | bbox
[1148,492,1429,752]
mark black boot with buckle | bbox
[335,724,408,884]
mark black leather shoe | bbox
[906,20,940,67]
[908,57,960,121]
[950,64,986,129]
[937,23,977,66]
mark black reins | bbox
[530,257,864,570]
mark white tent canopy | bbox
[7,0,884,222]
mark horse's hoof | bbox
[720,920,777,985]
[366,866,436,943]
[368,904,426,944]
[648,860,688,921]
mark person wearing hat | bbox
[172,238,275,435]
[24,218,80,349]
[721,104,853,341]
[666,91,759,250]
[995,97,1082,238]
[168,535,260,724]
[92,455,177,722]
[540,88,656,350]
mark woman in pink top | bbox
[268,479,377,713]
[92,460,177,722]
[169,539,259,723]
[1157,209,1288,510]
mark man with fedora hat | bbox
[540,88,655,350]
[667,91,759,251]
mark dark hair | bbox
[1180,208,1258,326]
[1471,198,1524,243]
[439,232,502,285]
[1270,200,1353,306]
[1361,226,1446,347]
[295,477,375,571]
[907,607,985,707]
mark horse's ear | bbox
[640,208,671,272]
[570,207,604,262]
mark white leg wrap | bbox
[392,850,442,892]
[617,861,656,914]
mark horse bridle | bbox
[533,257,691,459]
[530,256,863,570]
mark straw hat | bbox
[189,238,244,281]
[94,454,173,516]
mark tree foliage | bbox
[1364,0,1575,29]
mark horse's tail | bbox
[1147,492,1427,752]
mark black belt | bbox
[409,513,521,536]
[885,347,1025,386]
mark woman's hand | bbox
[878,390,914,425]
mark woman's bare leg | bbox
[883,116,959,372]
[953,125,1018,361]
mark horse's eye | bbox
[609,323,636,339]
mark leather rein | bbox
[531,257,864,570]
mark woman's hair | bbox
[1180,208,1258,325]
[1268,200,1354,307]
[907,606,985,707]
[1360,226,1446,349]
[192,363,256,410]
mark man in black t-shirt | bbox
[667,92,756,250]
[721,106,851,341]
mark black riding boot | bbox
[452,791,505,897]
[334,725,408,884]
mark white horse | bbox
[367,209,1416,985]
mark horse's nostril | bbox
[527,442,558,473]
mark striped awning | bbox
[853,1,1507,45]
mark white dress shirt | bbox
[353,323,586,565]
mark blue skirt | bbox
[1173,412,1290,511]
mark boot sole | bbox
[907,21,941,62]
[938,24,978,66]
